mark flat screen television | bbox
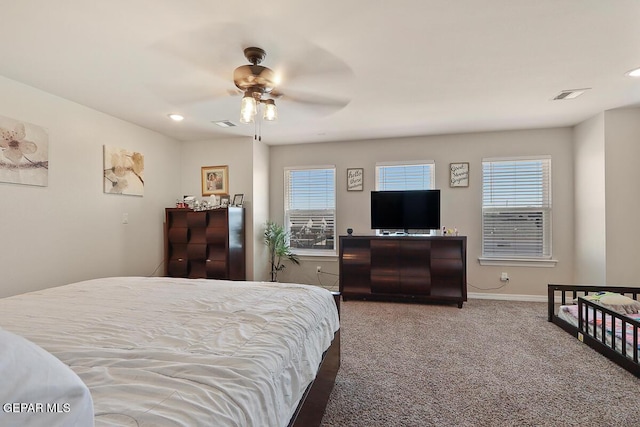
[371,190,441,232]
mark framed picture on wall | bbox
[202,165,229,196]
[232,193,244,206]
[347,168,364,191]
[450,162,469,187]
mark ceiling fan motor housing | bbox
[233,47,276,94]
[233,65,276,93]
[244,47,266,65]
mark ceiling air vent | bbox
[552,88,590,100]
[213,120,236,128]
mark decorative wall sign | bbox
[450,162,469,187]
[103,145,145,196]
[0,115,49,187]
[202,165,229,196]
[347,168,364,191]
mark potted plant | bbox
[264,221,300,282]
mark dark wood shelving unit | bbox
[165,207,245,280]
[339,235,467,307]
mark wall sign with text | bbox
[347,168,364,191]
[450,162,469,187]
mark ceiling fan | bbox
[233,47,279,123]
[151,27,354,138]
[231,46,351,126]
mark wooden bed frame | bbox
[288,292,341,427]
[548,284,640,378]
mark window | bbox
[375,161,435,191]
[482,157,551,260]
[284,166,336,255]
[375,161,435,234]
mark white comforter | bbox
[0,277,340,427]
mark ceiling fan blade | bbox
[147,82,235,106]
[274,89,350,108]
[270,90,351,119]
[274,44,355,84]
[153,21,356,84]
[151,22,278,83]
[151,21,354,119]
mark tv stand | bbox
[339,235,467,308]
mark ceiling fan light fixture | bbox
[263,99,277,121]
[240,92,257,123]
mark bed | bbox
[0,277,340,427]
[548,284,640,378]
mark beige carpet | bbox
[320,299,640,426]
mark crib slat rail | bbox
[548,284,640,378]
[577,297,640,363]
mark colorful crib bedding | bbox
[548,284,640,378]
[558,302,640,359]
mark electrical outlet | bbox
[122,213,129,224]
[500,272,509,282]
[316,266,322,273]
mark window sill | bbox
[293,251,338,259]
[478,257,558,267]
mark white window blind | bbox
[376,162,435,191]
[284,167,336,254]
[482,158,551,258]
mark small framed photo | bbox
[220,195,230,207]
[202,165,229,196]
[347,168,364,191]
[450,162,469,187]
[232,193,244,206]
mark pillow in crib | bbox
[598,293,640,315]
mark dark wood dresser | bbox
[339,235,467,307]
[165,207,245,280]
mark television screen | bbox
[371,190,440,231]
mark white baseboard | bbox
[468,292,546,302]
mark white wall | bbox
[573,107,640,286]
[4,73,634,298]
[252,139,270,281]
[270,127,575,296]
[573,113,606,284]
[0,76,181,298]
[178,137,269,280]
[604,108,640,285]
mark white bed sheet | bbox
[0,277,340,427]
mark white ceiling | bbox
[1,1,639,145]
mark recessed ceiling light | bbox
[168,114,184,121]
[626,67,640,77]
[213,120,236,128]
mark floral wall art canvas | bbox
[103,145,144,196]
[0,115,49,187]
